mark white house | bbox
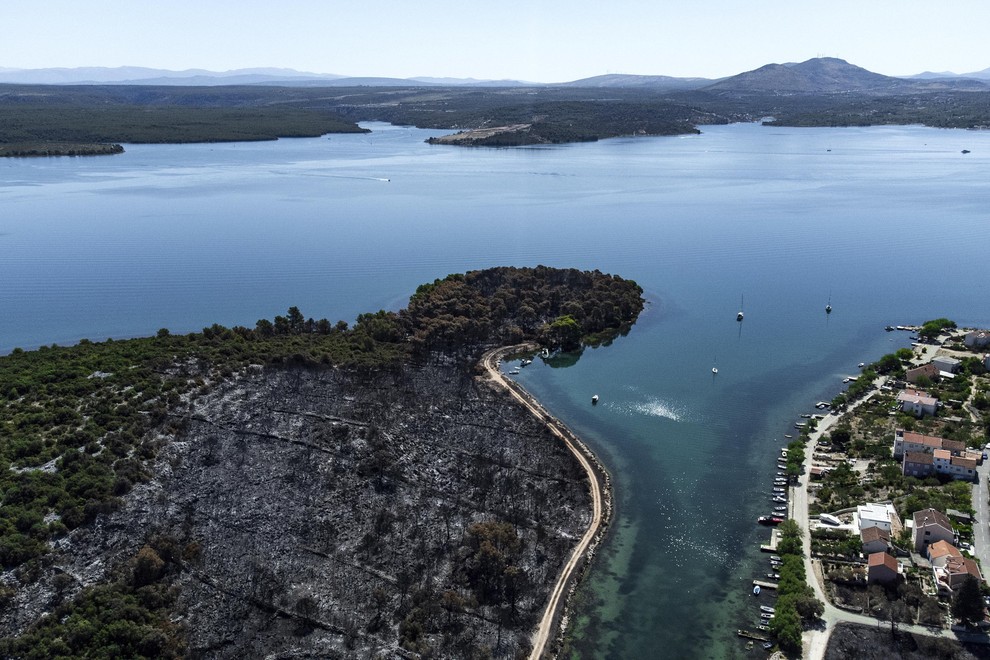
[896,389,938,417]
[932,356,961,375]
[964,330,990,349]
[857,503,901,535]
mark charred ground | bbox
[0,266,643,658]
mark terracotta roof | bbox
[942,439,966,453]
[946,555,982,581]
[906,363,939,379]
[913,508,953,531]
[897,389,937,406]
[951,456,977,469]
[933,448,951,460]
[900,431,944,449]
[904,451,933,466]
[928,540,961,560]
[861,526,890,543]
[868,552,898,571]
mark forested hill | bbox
[0,266,642,658]
[403,266,644,354]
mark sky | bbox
[2,1,989,81]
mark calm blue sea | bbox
[2,122,988,657]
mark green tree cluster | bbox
[0,543,185,658]
[769,519,823,656]
[919,318,957,340]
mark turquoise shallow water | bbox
[2,122,989,656]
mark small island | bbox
[0,142,124,157]
[0,266,643,659]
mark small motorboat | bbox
[591,394,599,405]
[753,585,761,596]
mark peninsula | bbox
[0,266,643,658]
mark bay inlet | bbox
[2,122,988,657]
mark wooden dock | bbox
[737,629,771,642]
[752,579,778,590]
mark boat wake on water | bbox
[607,396,687,422]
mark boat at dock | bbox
[737,630,770,642]
[757,516,784,526]
[753,585,760,595]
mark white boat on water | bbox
[753,585,761,595]
[737,294,745,322]
[591,394,599,405]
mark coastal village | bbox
[746,322,990,658]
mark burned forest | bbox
[0,266,644,658]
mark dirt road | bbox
[480,345,610,659]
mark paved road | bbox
[798,377,990,658]
[974,456,990,583]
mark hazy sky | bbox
[3,1,988,81]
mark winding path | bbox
[479,345,609,660]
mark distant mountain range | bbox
[1,59,988,92]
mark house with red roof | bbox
[905,363,939,384]
[913,509,954,553]
[867,552,900,584]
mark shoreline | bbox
[480,344,613,659]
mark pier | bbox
[759,528,780,553]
